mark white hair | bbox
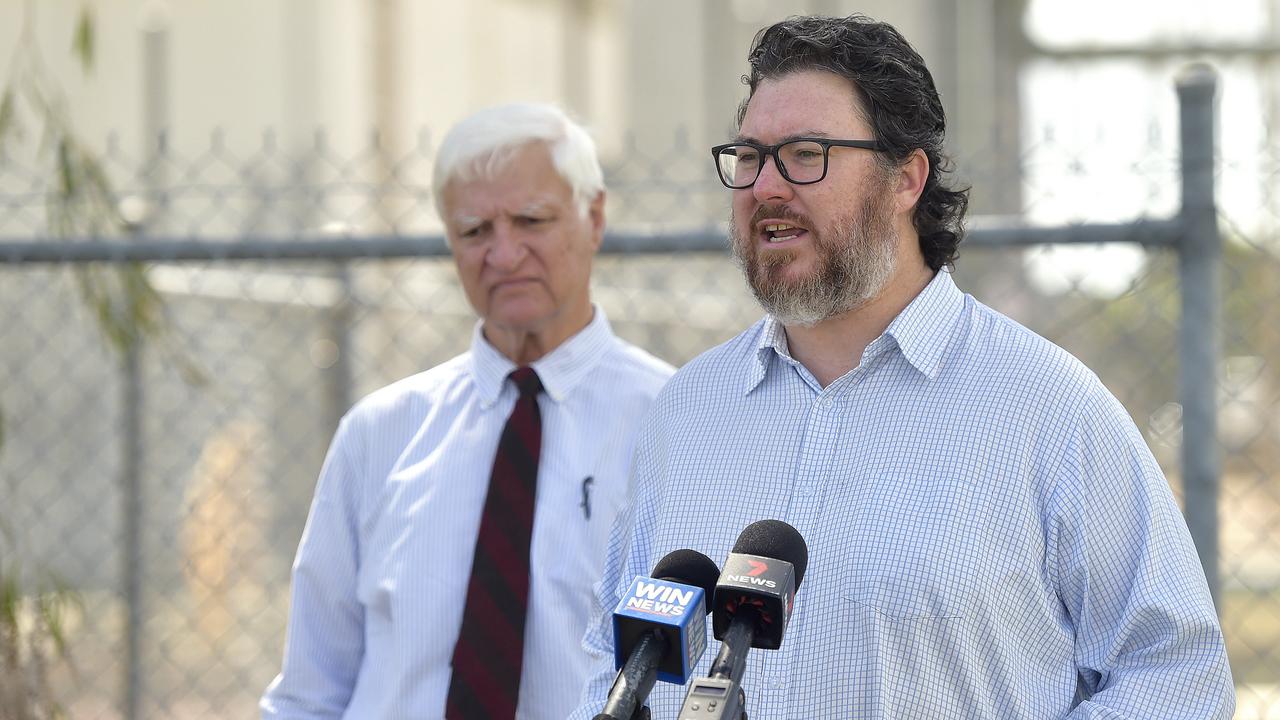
[431,103,605,220]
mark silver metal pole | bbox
[1175,64,1222,610]
[120,310,144,720]
[0,218,1183,264]
[121,9,171,718]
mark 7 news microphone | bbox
[594,549,721,720]
[678,519,809,720]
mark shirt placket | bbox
[752,373,854,718]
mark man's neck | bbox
[784,263,935,388]
[484,304,595,366]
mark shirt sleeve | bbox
[260,416,367,719]
[1049,384,1235,719]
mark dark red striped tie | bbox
[446,367,543,719]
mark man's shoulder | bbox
[961,297,1106,401]
[602,337,677,396]
[344,353,473,426]
[971,299,1088,363]
[659,318,767,396]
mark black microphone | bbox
[594,549,721,720]
[678,520,809,720]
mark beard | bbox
[730,179,899,327]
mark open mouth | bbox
[762,223,807,243]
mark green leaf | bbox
[0,89,17,148]
[72,7,95,74]
[56,138,75,199]
[38,587,71,657]
[0,571,18,631]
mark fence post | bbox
[119,11,171,719]
[327,261,354,434]
[1175,64,1222,610]
[120,310,144,720]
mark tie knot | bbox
[509,367,543,397]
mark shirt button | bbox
[769,675,787,689]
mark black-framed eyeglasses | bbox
[710,137,884,189]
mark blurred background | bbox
[0,0,1277,717]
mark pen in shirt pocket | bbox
[580,476,593,520]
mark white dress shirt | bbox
[262,307,674,719]
[571,271,1232,719]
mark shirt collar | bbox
[470,305,617,409]
[744,316,791,394]
[882,269,965,380]
[743,269,965,393]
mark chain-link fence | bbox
[2,74,1279,718]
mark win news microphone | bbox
[678,519,809,720]
[594,549,721,720]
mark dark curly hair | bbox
[739,15,969,270]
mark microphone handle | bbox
[677,609,754,719]
[709,607,758,682]
[596,630,667,720]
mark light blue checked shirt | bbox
[572,271,1233,719]
[261,308,674,720]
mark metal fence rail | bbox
[2,68,1278,718]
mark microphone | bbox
[678,519,809,720]
[594,549,721,720]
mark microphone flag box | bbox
[612,577,707,684]
[713,553,796,649]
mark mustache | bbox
[748,204,813,229]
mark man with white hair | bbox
[262,103,674,719]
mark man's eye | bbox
[518,216,551,226]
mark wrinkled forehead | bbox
[442,152,574,226]
[447,195,564,227]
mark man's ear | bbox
[587,190,606,249]
[894,149,929,215]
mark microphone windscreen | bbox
[730,519,809,589]
[652,549,720,614]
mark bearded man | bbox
[569,13,1232,720]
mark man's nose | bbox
[752,154,793,204]
[486,223,527,270]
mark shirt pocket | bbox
[532,467,621,588]
[841,573,968,620]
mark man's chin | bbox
[484,305,553,334]
[754,260,819,291]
